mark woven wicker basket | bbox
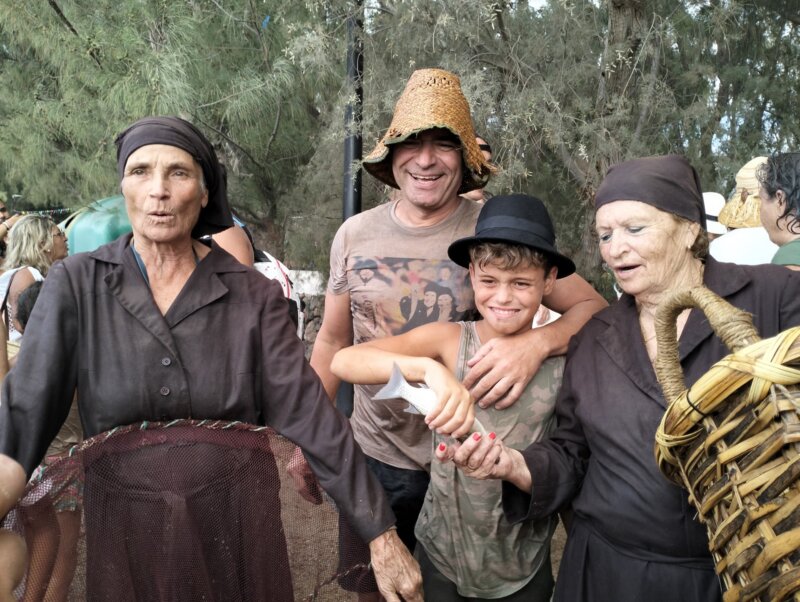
[654,286,800,602]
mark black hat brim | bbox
[447,231,576,279]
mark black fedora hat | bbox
[448,194,576,278]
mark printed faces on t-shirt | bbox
[348,255,475,342]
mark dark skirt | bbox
[82,426,292,602]
[554,518,722,602]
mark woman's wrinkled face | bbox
[121,144,208,246]
[596,200,699,300]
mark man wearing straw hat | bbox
[308,68,606,595]
[709,156,778,265]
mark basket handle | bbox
[654,286,760,403]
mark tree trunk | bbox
[580,0,649,295]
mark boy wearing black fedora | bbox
[331,194,572,602]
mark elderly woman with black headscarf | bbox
[0,116,423,602]
[439,155,800,602]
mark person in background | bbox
[460,136,493,203]
[6,279,82,602]
[0,115,423,602]
[0,201,23,259]
[0,215,68,342]
[757,152,800,270]
[443,155,800,602]
[13,281,42,337]
[0,454,26,600]
[210,222,254,266]
[5,281,44,367]
[709,156,777,265]
[702,192,727,241]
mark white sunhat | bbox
[702,192,728,235]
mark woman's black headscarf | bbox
[115,116,234,238]
[594,155,707,231]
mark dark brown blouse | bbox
[0,234,394,542]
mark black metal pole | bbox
[337,0,363,418]
[342,0,363,222]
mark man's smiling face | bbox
[391,128,464,215]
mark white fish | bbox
[373,363,488,436]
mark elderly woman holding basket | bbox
[442,155,800,602]
[0,116,425,601]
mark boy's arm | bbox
[331,323,475,438]
[463,273,606,409]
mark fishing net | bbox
[3,420,371,601]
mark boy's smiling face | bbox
[469,260,556,339]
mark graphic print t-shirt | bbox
[328,199,481,470]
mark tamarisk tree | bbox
[0,1,796,281]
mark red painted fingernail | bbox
[489,432,496,440]
[472,432,481,441]
[438,443,446,452]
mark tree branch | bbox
[47,0,79,37]
[264,103,282,161]
[556,142,590,190]
[632,28,660,147]
[373,1,397,16]
[47,0,101,67]
[492,1,510,44]
[248,0,270,67]
[209,0,258,35]
[192,116,266,171]
[772,8,800,28]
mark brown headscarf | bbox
[595,155,707,230]
[115,116,234,238]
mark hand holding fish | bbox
[436,432,533,492]
[421,361,477,439]
[329,327,487,438]
[374,362,483,440]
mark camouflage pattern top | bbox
[415,321,564,598]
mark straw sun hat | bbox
[362,69,497,194]
[718,156,768,229]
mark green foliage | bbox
[0,0,338,238]
[0,0,797,283]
